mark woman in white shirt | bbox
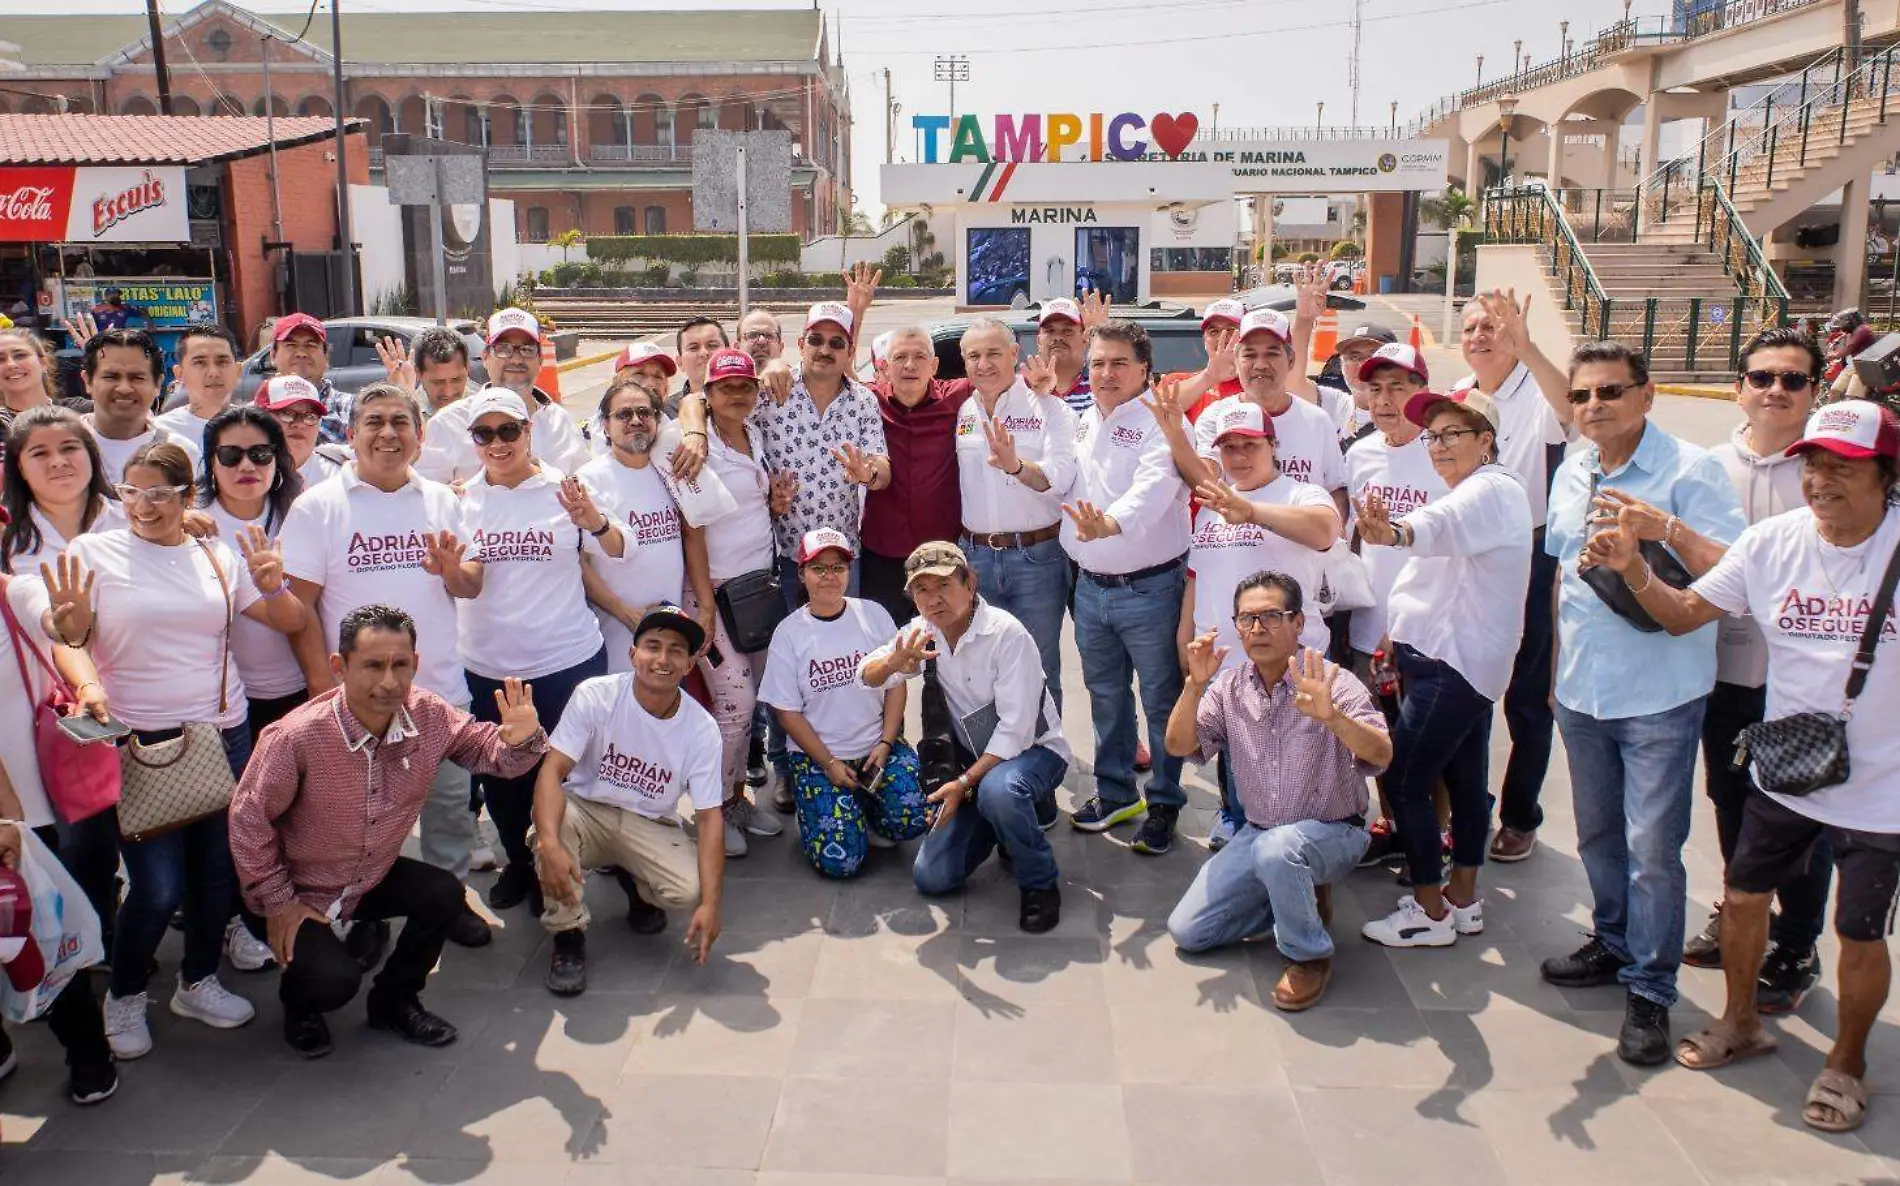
[690,349,792,858]
[1354,389,1532,950]
[760,529,927,879]
[1,405,122,575]
[48,442,307,1060]
[456,388,616,914]
[0,326,60,465]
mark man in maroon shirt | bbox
[230,604,548,1059]
[859,325,969,625]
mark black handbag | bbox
[1579,473,1694,633]
[713,567,790,654]
[1732,533,1900,797]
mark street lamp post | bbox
[932,54,969,123]
[1497,95,1517,187]
[1512,39,1522,75]
[1560,20,1570,56]
[1316,100,1325,130]
[1476,54,1484,86]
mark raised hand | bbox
[984,416,1021,475]
[1289,648,1339,723]
[1352,489,1399,546]
[1022,352,1056,396]
[1193,479,1256,527]
[39,551,95,646]
[768,471,799,516]
[236,525,286,594]
[59,308,97,346]
[419,529,466,577]
[1140,374,1190,437]
[1593,487,1668,542]
[1205,326,1238,383]
[1080,288,1113,330]
[495,676,541,744]
[1185,628,1229,685]
[1582,507,1642,576]
[1294,264,1329,321]
[833,442,876,486]
[556,475,609,534]
[1062,499,1119,542]
[845,261,882,307]
[375,336,417,390]
[888,624,939,675]
[1479,288,1533,356]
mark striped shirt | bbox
[1193,661,1386,829]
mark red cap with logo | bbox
[796,527,856,563]
[270,312,327,345]
[615,342,678,377]
[705,347,759,386]
[1786,399,1900,460]
[1357,342,1430,385]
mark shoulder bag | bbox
[1732,532,1900,797]
[0,576,122,823]
[116,538,239,841]
[714,567,790,654]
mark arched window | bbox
[614,206,636,235]
[121,96,159,116]
[644,205,667,235]
[172,96,202,117]
[526,206,550,241]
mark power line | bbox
[842,0,1308,26]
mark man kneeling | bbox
[532,605,727,995]
[229,604,548,1058]
[1164,572,1391,1010]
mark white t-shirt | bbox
[86,418,202,486]
[5,500,126,575]
[459,465,606,681]
[1386,466,1533,701]
[65,529,261,730]
[152,406,213,450]
[954,380,1078,534]
[278,465,470,705]
[1693,505,1900,832]
[298,445,349,492]
[1455,363,1570,528]
[760,599,899,760]
[700,422,775,580]
[207,500,307,699]
[1193,393,1346,492]
[1344,432,1448,654]
[550,673,725,821]
[1709,429,1808,689]
[0,575,56,827]
[1187,476,1335,660]
[576,455,688,673]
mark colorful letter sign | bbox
[0,166,191,244]
[914,112,1203,164]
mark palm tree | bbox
[842,209,875,237]
[1419,186,1478,230]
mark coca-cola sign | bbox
[0,165,188,243]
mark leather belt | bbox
[961,523,1062,550]
[1079,555,1185,588]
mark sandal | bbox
[1804,1068,1869,1133]
[1673,1021,1778,1070]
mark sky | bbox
[0,0,1646,214]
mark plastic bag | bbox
[1,824,104,1023]
[657,445,739,527]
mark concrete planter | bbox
[549,329,581,361]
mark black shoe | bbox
[613,869,667,935]
[68,1059,118,1105]
[367,997,458,1048]
[486,862,536,911]
[284,1007,334,1059]
[1035,793,1059,832]
[1129,805,1178,855]
[345,918,389,973]
[1020,886,1062,934]
[546,930,587,996]
[1617,992,1671,1066]
[447,901,493,948]
[1756,941,1821,1015]
[1540,935,1632,988]
[1357,820,1401,868]
[1681,907,1723,969]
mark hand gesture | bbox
[984,416,1021,475]
[236,525,286,594]
[266,901,330,966]
[768,471,799,515]
[845,261,882,307]
[824,756,862,791]
[926,773,966,832]
[181,509,217,539]
[760,359,795,406]
[1477,288,1533,357]
[536,840,583,909]
[494,676,541,744]
[40,552,95,647]
[1205,326,1238,384]
[685,901,721,964]
[1022,352,1057,396]
[59,308,97,346]
[1290,648,1339,723]
[1140,374,1190,438]
[1294,264,1329,322]
[669,432,707,484]
[1352,489,1399,546]
[833,442,877,487]
[888,624,939,675]
[862,741,891,787]
[1080,288,1113,330]
[375,336,417,391]
[1593,488,1667,542]
[1185,628,1229,685]
[1193,479,1256,527]
[557,475,609,534]
[419,529,466,577]
[1061,499,1119,542]
[1582,507,1642,575]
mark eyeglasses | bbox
[271,409,322,427]
[489,342,539,360]
[742,329,782,342]
[804,562,849,577]
[1742,369,1815,393]
[1419,427,1484,447]
[1234,609,1297,632]
[804,333,850,352]
[114,483,192,506]
[1566,382,1633,405]
[609,407,658,424]
[213,444,277,468]
[470,422,526,446]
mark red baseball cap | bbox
[615,342,678,377]
[254,374,327,413]
[271,312,327,345]
[705,348,759,386]
[1786,399,1900,460]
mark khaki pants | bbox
[532,793,700,933]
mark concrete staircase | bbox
[1717,90,1900,235]
[1573,243,1755,383]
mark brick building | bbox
[0,0,854,244]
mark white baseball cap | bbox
[796,527,856,563]
[1786,399,1900,460]
[804,301,854,337]
[463,387,532,423]
[1236,308,1292,345]
[254,374,326,412]
[1200,298,1245,329]
[486,307,541,345]
[615,342,677,376]
[1211,401,1275,444]
[1357,342,1430,385]
[1038,297,1083,326]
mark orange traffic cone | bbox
[537,338,562,403]
[1310,311,1338,367]
[1408,315,1423,350]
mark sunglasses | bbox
[470,422,526,446]
[1235,609,1297,632]
[114,483,192,506]
[1742,369,1815,393]
[804,333,850,352]
[1566,382,1634,405]
[213,444,277,468]
[609,407,658,424]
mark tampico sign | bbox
[912,111,1206,163]
[0,165,191,244]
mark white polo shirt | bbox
[551,673,725,821]
[278,464,470,705]
[955,378,1078,534]
[1344,431,1448,654]
[1188,476,1336,659]
[458,465,606,681]
[1193,393,1345,492]
[1060,393,1191,576]
[760,598,899,760]
[576,454,688,672]
[1454,363,1570,528]
[699,422,775,581]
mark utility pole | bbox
[144,0,173,114]
[933,55,968,125]
[1348,0,1364,127]
[330,0,356,315]
[883,67,894,164]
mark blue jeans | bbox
[965,536,1071,711]
[1217,752,1244,830]
[1556,697,1705,1007]
[1073,564,1186,809]
[1168,818,1369,962]
[1500,524,1559,832]
[913,745,1068,892]
[111,723,252,997]
[1391,645,1495,887]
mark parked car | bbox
[1231,285,1367,315]
[228,316,490,406]
[858,304,1207,383]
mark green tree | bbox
[841,209,874,236]
[550,228,585,262]
[1329,240,1363,260]
[1419,186,1478,230]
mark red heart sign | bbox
[1150,112,1199,159]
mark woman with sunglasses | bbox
[2,405,123,575]
[1352,389,1531,950]
[45,442,307,1061]
[457,389,616,916]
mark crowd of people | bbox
[0,265,1895,1139]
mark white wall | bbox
[1472,243,1573,361]
[800,213,926,273]
[489,198,520,296]
[513,239,569,282]
[348,183,406,313]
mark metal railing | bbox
[1556,188,1641,244]
[1482,185,1614,340]
[585,143,696,164]
[1699,177,1793,320]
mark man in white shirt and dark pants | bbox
[860,543,1071,933]
[1061,320,1194,855]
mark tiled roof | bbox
[0,115,359,166]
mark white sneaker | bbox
[1360,896,1458,949]
[170,974,256,1029]
[469,844,499,872]
[1450,898,1485,935]
[104,991,153,1060]
[865,828,897,850]
[224,917,276,972]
